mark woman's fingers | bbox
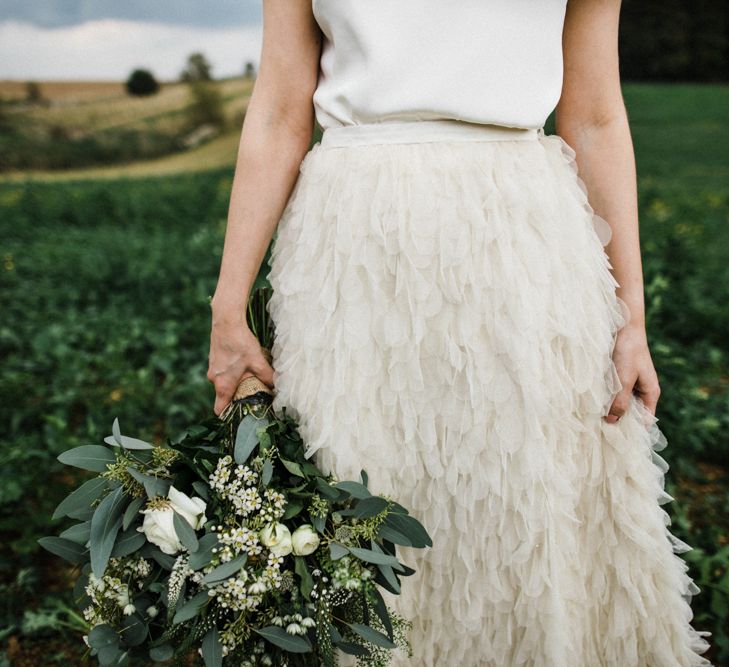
[209,351,276,417]
[605,367,637,423]
[249,353,276,388]
[635,368,661,416]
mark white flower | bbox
[137,487,207,555]
[168,486,208,529]
[259,522,292,557]
[138,504,181,555]
[123,604,136,616]
[301,616,316,628]
[248,580,268,594]
[146,605,158,618]
[291,524,320,556]
[286,622,303,635]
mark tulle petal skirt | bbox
[265,120,712,666]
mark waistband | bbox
[320,119,542,147]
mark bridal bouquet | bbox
[40,286,431,667]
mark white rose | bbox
[168,486,207,530]
[137,486,208,555]
[291,524,320,556]
[259,522,292,556]
[138,505,181,555]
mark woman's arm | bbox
[556,0,661,422]
[207,0,322,415]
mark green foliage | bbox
[187,81,226,129]
[126,69,160,97]
[181,53,214,84]
[619,0,729,82]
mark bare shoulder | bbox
[557,0,624,128]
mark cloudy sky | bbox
[0,0,264,80]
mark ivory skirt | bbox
[265,119,712,666]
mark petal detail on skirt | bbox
[266,132,712,666]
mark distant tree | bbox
[187,80,225,129]
[25,81,42,104]
[181,53,213,83]
[243,61,256,79]
[126,69,160,96]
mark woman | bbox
[207,0,713,664]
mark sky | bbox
[0,1,264,80]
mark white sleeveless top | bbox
[312,0,568,131]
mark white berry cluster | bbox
[213,524,264,563]
[259,488,287,523]
[208,456,263,517]
[82,556,154,626]
[206,550,284,613]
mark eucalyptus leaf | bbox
[90,486,127,578]
[104,434,155,450]
[347,546,402,569]
[111,526,146,558]
[280,458,305,478]
[149,644,174,662]
[234,414,260,464]
[353,496,389,519]
[333,480,371,499]
[312,514,326,533]
[122,497,145,531]
[201,555,248,585]
[97,644,124,667]
[126,467,170,499]
[201,628,223,667]
[335,640,371,656]
[384,512,432,548]
[58,445,116,473]
[88,624,118,649]
[347,622,397,649]
[376,563,401,594]
[261,458,273,486]
[52,477,108,520]
[377,524,412,547]
[192,481,209,501]
[59,520,92,545]
[371,586,394,640]
[189,533,220,570]
[253,626,312,653]
[315,477,340,500]
[120,612,148,647]
[172,590,210,624]
[38,536,87,564]
[112,418,123,446]
[143,546,176,571]
[172,511,199,553]
[294,556,314,600]
[282,500,304,520]
[329,542,349,560]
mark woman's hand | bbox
[606,323,661,423]
[207,318,276,417]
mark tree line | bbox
[619,0,728,82]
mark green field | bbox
[1,83,728,665]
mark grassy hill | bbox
[0,77,254,175]
[1,80,727,187]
